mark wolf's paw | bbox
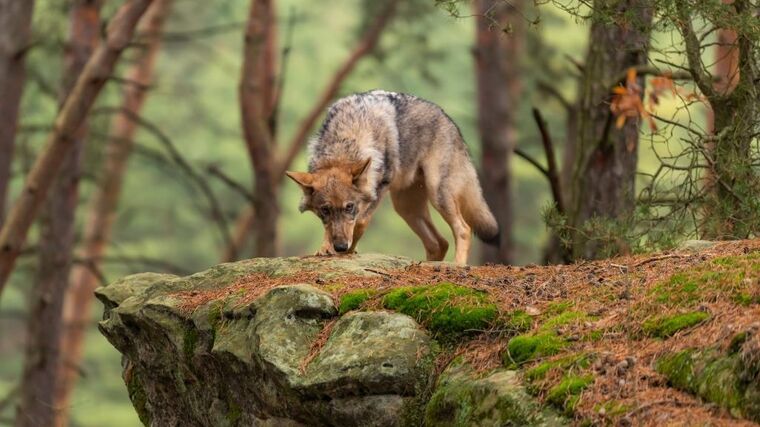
[315,247,336,256]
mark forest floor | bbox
[174,239,760,426]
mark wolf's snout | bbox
[333,242,349,253]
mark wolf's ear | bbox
[286,171,314,194]
[350,158,372,186]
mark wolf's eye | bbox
[345,203,355,214]
[320,206,330,216]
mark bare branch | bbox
[206,164,255,203]
[532,108,565,214]
[674,0,717,98]
[514,147,548,178]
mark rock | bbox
[97,255,434,426]
[677,240,716,253]
[655,330,760,422]
[424,362,566,426]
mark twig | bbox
[71,258,109,287]
[206,164,256,203]
[514,148,548,177]
[632,253,685,267]
[536,80,572,110]
[270,6,297,138]
[365,268,392,277]
[532,108,565,214]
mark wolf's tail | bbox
[460,189,500,247]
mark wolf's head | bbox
[286,158,373,253]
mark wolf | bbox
[286,90,499,264]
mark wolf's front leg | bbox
[315,231,336,256]
[348,216,372,254]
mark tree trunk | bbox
[474,0,523,264]
[675,0,758,239]
[0,0,155,293]
[240,0,279,257]
[54,1,172,425]
[15,1,102,425]
[705,0,757,239]
[0,0,36,225]
[569,0,653,260]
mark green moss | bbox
[656,348,757,420]
[584,330,604,342]
[504,332,566,366]
[322,283,346,293]
[183,328,199,359]
[728,332,748,354]
[525,353,592,382]
[546,374,593,414]
[546,300,574,314]
[126,371,151,426]
[505,310,533,332]
[541,311,589,330]
[594,400,631,418]
[382,283,499,339]
[650,253,759,308]
[734,292,758,306]
[425,366,563,426]
[225,401,242,425]
[642,311,709,338]
[207,301,223,329]
[338,289,374,314]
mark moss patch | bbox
[505,310,533,333]
[183,327,199,359]
[546,374,593,414]
[425,364,565,426]
[642,311,709,338]
[594,400,631,418]
[650,252,759,308]
[126,370,151,426]
[382,283,499,339]
[525,353,593,383]
[225,400,242,425]
[502,305,592,367]
[656,346,760,422]
[504,332,567,367]
[542,311,589,330]
[338,289,375,314]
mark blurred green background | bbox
[0,0,702,425]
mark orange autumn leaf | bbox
[610,67,653,130]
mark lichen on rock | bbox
[97,255,437,426]
[424,361,566,426]
[655,327,760,422]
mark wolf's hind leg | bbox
[391,185,449,261]
[428,193,471,265]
